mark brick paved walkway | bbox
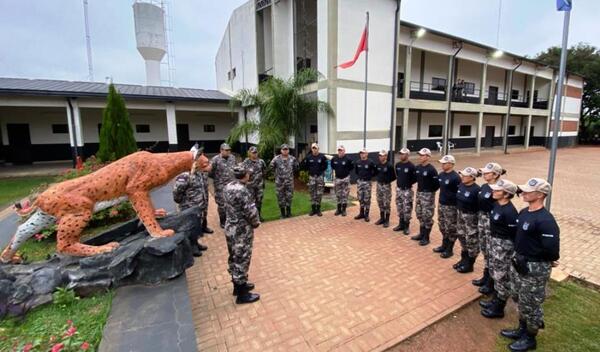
[186,146,600,351]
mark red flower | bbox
[64,326,77,337]
[80,341,90,350]
[51,343,64,352]
[22,343,33,352]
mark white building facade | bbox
[216,0,583,155]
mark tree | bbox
[227,69,331,158]
[97,84,138,161]
[535,43,600,143]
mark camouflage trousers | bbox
[308,175,325,205]
[275,180,294,207]
[438,204,458,242]
[334,176,350,205]
[395,188,414,222]
[356,180,372,211]
[376,182,392,212]
[247,185,265,209]
[478,211,492,269]
[510,260,552,331]
[456,209,480,258]
[225,222,255,285]
[415,191,435,229]
[489,236,515,300]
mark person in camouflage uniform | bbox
[411,148,439,246]
[300,143,328,216]
[269,144,299,218]
[374,150,396,228]
[242,146,266,221]
[393,148,416,234]
[199,171,213,234]
[354,148,376,222]
[331,145,354,216]
[480,179,518,319]
[209,143,236,228]
[454,167,481,273]
[434,155,460,258]
[224,165,261,304]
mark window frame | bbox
[51,124,69,134]
[431,77,447,92]
[203,124,216,133]
[459,125,472,137]
[135,124,151,133]
[428,124,443,138]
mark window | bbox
[508,125,516,135]
[51,124,68,134]
[203,124,216,133]
[428,125,443,137]
[432,77,447,91]
[97,124,102,135]
[511,89,519,100]
[136,124,150,133]
[310,125,318,133]
[463,82,475,95]
[459,125,472,137]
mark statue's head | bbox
[196,153,210,172]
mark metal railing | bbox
[409,81,446,101]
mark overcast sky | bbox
[1,0,598,89]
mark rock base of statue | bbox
[0,206,202,318]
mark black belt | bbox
[358,178,372,181]
[397,186,412,190]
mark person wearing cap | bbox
[242,146,267,221]
[473,162,507,295]
[480,179,519,319]
[209,143,237,228]
[269,144,299,218]
[393,148,417,234]
[374,150,396,228]
[499,178,559,351]
[300,143,328,216]
[454,167,481,273]
[411,148,439,245]
[354,148,376,222]
[434,155,460,258]
[223,164,261,304]
[331,145,354,216]
[199,165,214,234]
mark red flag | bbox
[336,25,368,69]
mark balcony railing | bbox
[532,100,549,109]
[484,90,508,106]
[409,81,446,101]
[451,87,481,104]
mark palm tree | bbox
[228,69,331,158]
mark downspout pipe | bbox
[388,0,401,163]
[442,42,463,156]
[503,60,523,154]
[67,98,79,168]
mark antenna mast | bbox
[83,0,94,81]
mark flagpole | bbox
[363,12,369,148]
[547,5,571,211]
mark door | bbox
[176,124,191,151]
[395,126,403,151]
[529,126,535,145]
[7,123,33,164]
[484,126,495,148]
[488,86,498,104]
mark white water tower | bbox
[133,1,166,86]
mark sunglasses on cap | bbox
[281,148,289,150]
[311,147,318,149]
[250,150,257,154]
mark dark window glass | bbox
[428,125,443,137]
[310,125,318,133]
[51,124,68,134]
[432,77,447,91]
[464,82,475,95]
[136,124,150,133]
[511,89,519,100]
[459,125,472,137]
[203,124,216,133]
[508,125,516,135]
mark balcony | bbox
[533,100,549,109]
[451,87,481,104]
[409,81,446,101]
[484,90,508,106]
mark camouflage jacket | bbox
[223,180,260,226]
[242,158,266,189]
[269,154,298,184]
[209,154,236,190]
[173,171,206,210]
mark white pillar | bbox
[476,62,488,154]
[525,74,536,149]
[404,46,412,99]
[66,98,84,163]
[402,107,409,149]
[145,60,162,86]
[545,71,557,145]
[166,102,178,151]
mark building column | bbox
[404,46,412,99]
[402,107,409,148]
[476,112,483,154]
[166,103,178,151]
[525,74,536,149]
[476,61,488,154]
[442,55,453,153]
[66,98,84,165]
[545,71,557,147]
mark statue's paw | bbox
[106,242,120,250]
[151,229,175,238]
[96,242,119,253]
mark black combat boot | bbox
[479,295,498,310]
[235,284,260,304]
[364,208,370,222]
[456,255,476,273]
[508,328,537,351]
[433,238,447,253]
[232,281,255,296]
[419,226,431,246]
[473,268,490,287]
[341,204,347,216]
[309,204,316,216]
[403,220,410,235]
[375,211,385,225]
[354,207,365,220]
[335,204,342,216]
[191,244,203,257]
[280,207,286,219]
[410,225,424,241]
[198,243,208,251]
[453,250,468,269]
[202,217,214,234]
[286,206,292,218]
[440,240,455,258]
[316,204,323,217]
[219,212,226,229]
[393,219,404,232]
[481,297,506,319]
[501,320,527,340]
[383,212,390,228]
[480,277,495,295]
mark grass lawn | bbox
[261,181,336,221]
[0,290,113,351]
[0,176,55,208]
[496,280,600,352]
